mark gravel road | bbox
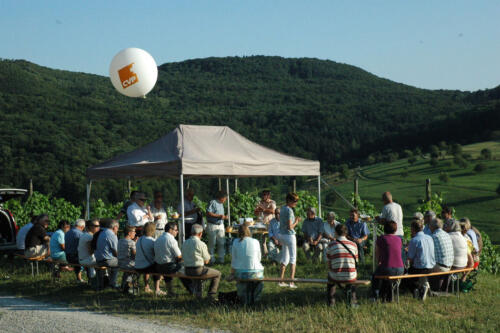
[0,295,216,333]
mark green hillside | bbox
[321,141,500,244]
[0,56,499,204]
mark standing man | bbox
[378,192,404,238]
[151,190,168,239]
[177,188,200,238]
[127,192,153,236]
[206,191,228,264]
[116,191,138,220]
[301,207,325,262]
[182,224,221,300]
[95,219,120,290]
[254,190,276,224]
[65,219,86,283]
[345,208,370,263]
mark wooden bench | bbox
[14,254,49,277]
[374,267,475,302]
[236,277,371,304]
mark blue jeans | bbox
[372,266,404,300]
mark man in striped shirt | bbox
[326,224,358,306]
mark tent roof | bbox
[86,125,320,179]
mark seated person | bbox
[254,190,276,224]
[321,211,339,261]
[50,220,72,277]
[459,220,475,282]
[181,224,221,300]
[448,221,470,270]
[326,224,359,307]
[267,208,281,263]
[428,218,454,291]
[78,219,100,278]
[118,225,136,293]
[16,216,35,253]
[24,214,51,258]
[460,217,479,266]
[345,208,369,263]
[406,219,435,300]
[135,222,164,295]
[371,221,404,301]
[423,210,436,236]
[154,222,191,296]
[65,219,86,283]
[301,207,324,262]
[229,225,264,305]
[95,219,120,290]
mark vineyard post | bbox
[218,178,222,191]
[235,178,238,192]
[317,175,322,218]
[292,177,296,193]
[85,180,92,220]
[29,179,33,197]
[226,178,231,224]
[426,178,431,202]
[354,177,359,207]
[127,178,131,195]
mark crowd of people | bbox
[13,188,481,306]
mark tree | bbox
[481,148,492,160]
[430,145,440,158]
[402,149,413,158]
[453,156,468,168]
[474,163,487,173]
[430,158,439,167]
[449,143,463,156]
[439,172,450,183]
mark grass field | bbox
[321,141,500,244]
[0,255,499,332]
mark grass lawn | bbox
[1,254,499,332]
[320,141,500,244]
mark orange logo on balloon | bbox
[118,63,139,89]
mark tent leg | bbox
[180,175,185,245]
[85,180,92,220]
[226,178,231,225]
[317,175,321,218]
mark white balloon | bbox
[109,48,158,98]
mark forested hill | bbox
[0,56,499,203]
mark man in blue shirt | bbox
[345,208,370,263]
[423,210,436,236]
[65,219,85,283]
[407,219,435,300]
[206,191,228,264]
[301,207,324,262]
[95,219,120,289]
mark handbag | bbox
[338,240,358,269]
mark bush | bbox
[453,156,468,168]
[449,143,463,156]
[402,149,413,158]
[229,191,260,220]
[4,192,82,231]
[417,192,445,215]
[474,163,487,173]
[90,199,122,220]
[480,148,492,160]
[480,232,500,274]
[439,172,450,183]
[430,158,439,167]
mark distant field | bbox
[321,141,500,244]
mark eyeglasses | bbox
[138,198,146,202]
[92,225,100,228]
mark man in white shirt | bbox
[127,192,153,235]
[151,191,168,239]
[378,192,404,237]
[154,222,191,295]
[177,188,200,238]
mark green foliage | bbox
[90,199,122,220]
[295,190,318,218]
[449,143,463,156]
[439,172,451,183]
[496,184,500,196]
[480,148,492,160]
[192,195,208,213]
[474,163,487,173]
[430,158,439,167]
[453,156,468,168]
[401,168,409,177]
[229,190,260,219]
[408,156,417,165]
[480,232,500,274]
[4,192,81,231]
[416,192,445,216]
[351,193,377,218]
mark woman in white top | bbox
[135,222,165,295]
[447,221,469,269]
[229,225,264,304]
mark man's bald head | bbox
[382,192,393,204]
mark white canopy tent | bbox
[86,124,321,243]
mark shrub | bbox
[474,163,487,173]
[453,156,468,168]
[480,148,492,160]
[449,143,463,156]
[439,172,450,183]
[417,192,445,215]
[229,190,260,220]
[480,232,500,274]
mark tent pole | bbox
[85,180,92,220]
[317,175,321,218]
[180,174,185,245]
[226,178,231,225]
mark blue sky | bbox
[1,0,498,91]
